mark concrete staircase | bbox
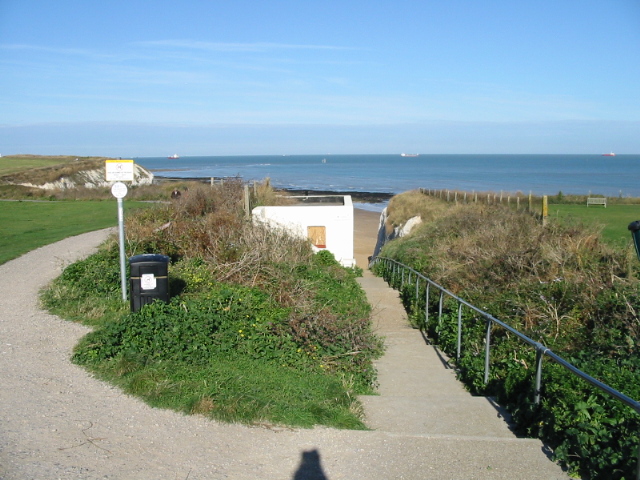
[357,271,570,479]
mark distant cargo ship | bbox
[602,152,616,157]
[168,154,180,159]
[401,153,419,157]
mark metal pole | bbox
[425,283,430,327]
[457,303,463,361]
[484,319,492,384]
[117,197,127,301]
[534,346,545,404]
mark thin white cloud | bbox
[134,40,357,52]
[0,43,92,56]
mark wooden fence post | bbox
[244,185,250,217]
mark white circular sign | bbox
[111,182,128,199]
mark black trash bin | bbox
[629,221,640,262]
[129,254,170,312]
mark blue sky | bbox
[0,0,638,156]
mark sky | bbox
[0,0,639,156]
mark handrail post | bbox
[425,283,430,328]
[534,345,545,405]
[457,303,463,361]
[484,319,492,384]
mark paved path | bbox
[0,229,569,479]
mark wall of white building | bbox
[252,196,355,267]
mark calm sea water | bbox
[136,154,640,200]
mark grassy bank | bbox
[419,188,640,247]
[41,181,382,429]
[376,191,640,479]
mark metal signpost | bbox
[106,160,134,301]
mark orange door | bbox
[307,226,326,248]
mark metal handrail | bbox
[371,255,640,479]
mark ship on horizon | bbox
[602,152,616,157]
[168,154,180,159]
[400,153,419,157]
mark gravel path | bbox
[0,228,567,479]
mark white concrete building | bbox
[252,195,355,267]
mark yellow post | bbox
[542,195,548,226]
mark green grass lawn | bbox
[549,203,640,247]
[0,200,151,265]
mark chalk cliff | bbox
[9,163,154,190]
[372,207,422,258]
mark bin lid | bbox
[129,253,170,264]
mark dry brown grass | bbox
[385,190,451,232]
[415,203,623,293]
[124,178,314,295]
[382,195,637,349]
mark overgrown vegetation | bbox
[41,179,382,429]
[374,190,640,479]
[421,187,640,247]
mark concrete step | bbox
[359,394,515,437]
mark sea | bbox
[136,154,640,211]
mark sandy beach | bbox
[353,207,381,267]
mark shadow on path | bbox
[292,449,328,480]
